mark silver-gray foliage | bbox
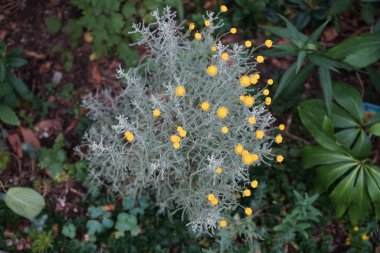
[78,7,278,234]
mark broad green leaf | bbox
[8,57,28,68]
[332,82,364,123]
[62,223,76,239]
[319,66,333,115]
[86,220,103,235]
[329,0,353,15]
[331,105,359,128]
[296,51,306,73]
[368,123,380,136]
[9,76,33,101]
[4,187,45,220]
[259,25,293,40]
[351,130,372,159]
[349,168,371,224]
[322,116,335,138]
[308,53,353,71]
[315,162,356,193]
[0,105,20,126]
[301,146,353,169]
[335,128,360,148]
[365,166,380,219]
[367,66,380,94]
[343,46,380,68]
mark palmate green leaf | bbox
[351,130,372,159]
[331,105,359,128]
[301,146,353,169]
[319,66,333,115]
[4,187,45,220]
[332,82,364,123]
[348,168,371,224]
[368,123,380,136]
[365,165,380,219]
[335,128,360,148]
[315,162,356,193]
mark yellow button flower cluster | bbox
[124,131,135,142]
[208,193,219,206]
[170,126,187,149]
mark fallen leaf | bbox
[24,50,46,60]
[34,119,62,139]
[7,133,23,158]
[19,127,41,150]
[323,27,338,42]
[92,65,102,87]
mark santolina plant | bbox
[78,5,284,234]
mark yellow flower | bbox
[251,154,259,162]
[254,74,260,80]
[276,155,284,163]
[243,96,254,107]
[219,219,228,228]
[242,154,255,165]
[263,89,269,96]
[256,55,264,63]
[220,5,228,12]
[250,76,258,85]
[265,97,272,105]
[189,23,195,30]
[216,106,228,119]
[245,40,252,48]
[205,20,211,27]
[207,65,218,76]
[210,198,219,206]
[245,207,253,215]
[215,167,222,174]
[235,144,244,154]
[275,134,283,144]
[194,32,202,40]
[242,150,249,157]
[279,124,285,131]
[124,131,135,142]
[170,135,181,143]
[200,101,211,111]
[208,193,216,201]
[361,234,369,240]
[211,46,217,52]
[230,27,237,34]
[239,95,246,102]
[221,126,229,134]
[175,85,186,97]
[265,39,273,48]
[267,79,274,85]
[248,116,256,125]
[256,130,264,140]
[251,180,259,188]
[177,126,187,137]
[153,108,161,118]
[243,189,251,197]
[173,142,180,149]
[221,52,229,61]
[240,75,251,87]
[354,226,359,231]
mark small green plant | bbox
[0,42,32,125]
[30,230,54,253]
[299,82,380,224]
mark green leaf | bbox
[115,213,140,235]
[4,187,45,220]
[308,19,330,43]
[329,0,353,15]
[0,105,20,126]
[348,168,371,224]
[308,53,353,71]
[343,46,380,68]
[367,111,380,125]
[274,62,296,99]
[261,44,299,57]
[335,128,360,148]
[8,57,28,68]
[259,25,292,40]
[277,14,309,47]
[368,123,380,136]
[0,61,5,82]
[332,82,363,123]
[367,66,380,94]
[301,146,353,169]
[45,16,62,34]
[86,220,103,235]
[9,75,33,101]
[319,66,333,115]
[365,166,380,220]
[62,223,76,239]
[315,162,356,193]
[331,105,359,128]
[296,51,306,73]
[351,130,372,159]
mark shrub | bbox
[78,6,282,234]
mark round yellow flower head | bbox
[254,74,260,79]
[279,124,285,131]
[354,226,359,231]
[205,20,211,27]
[219,219,228,228]
[242,150,249,157]
[252,154,259,162]
[248,116,256,125]
[207,65,218,76]
[221,52,229,61]
[265,97,272,105]
[267,79,274,85]
[177,126,187,137]
[220,5,228,13]
[263,89,269,96]
[239,95,246,102]
[170,135,181,143]
[243,189,251,197]
[234,144,243,154]
[245,40,252,48]
[245,207,253,215]
[153,108,161,118]
[242,154,255,165]
[256,130,264,140]
[250,76,258,85]
[173,142,180,149]
[230,27,237,34]
[189,23,195,30]
[240,75,251,87]
[194,32,202,40]
[216,106,228,119]
[361,234,369,240]
[275,134,283,144]
[256,55,264,63]
[175,85,186,97]
[221,126,229,134]
[200,101,211,112]
[211,46,217,52]
[208,193,216,201]
[251,180,259,188]
[124,131,135,142]
[210,198,219,206]
[243,96,254,107]
[215,167,222,174]
[276,155,284,163]
[265,39,273,48]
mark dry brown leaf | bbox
[7,133,23,159]
[19,127,41,150]
[92,65,102,87]
[34,119,62,138]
